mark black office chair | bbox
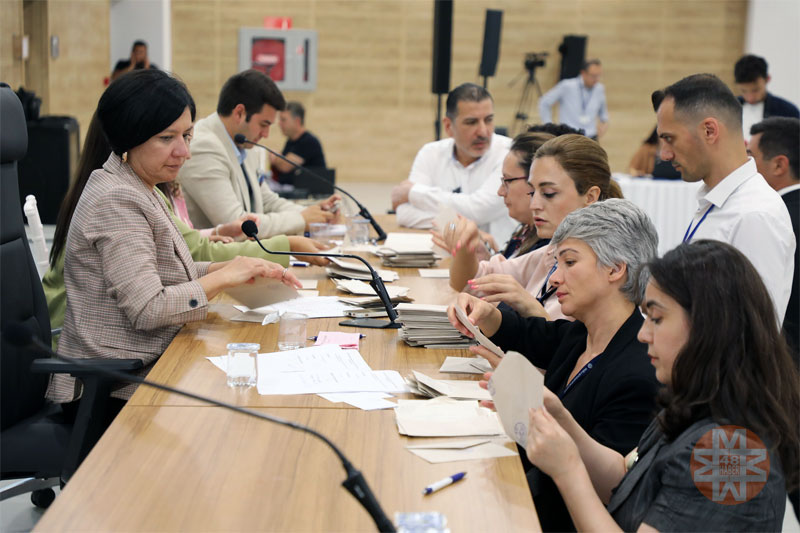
[0,84,142,508]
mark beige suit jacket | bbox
[47,154,210,402]
[178,112,306,239]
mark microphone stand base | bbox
[338,318,402,329]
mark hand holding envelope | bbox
[488,351,544,446]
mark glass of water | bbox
[346,215,370,245]
[226,343,259,388]
[278,312,307,351]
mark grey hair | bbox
[551,199,658,304]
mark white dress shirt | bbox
[685,158,795,323]
[741,101,765,141]
[396,133,516,245]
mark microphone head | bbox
[233,133,249,145]
[241,220,259,238]
[2,321,34,347]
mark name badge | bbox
[579,114,590,124]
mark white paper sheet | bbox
[298,279,319,289]
[334,279,409,298]
[439,356,493,374]
[394,397,505,437]
[381,232,434,253]
[488,350,544,446]
[245,296,359,319]
[406,439,517,463]
[418,269,450,278]
[318,392,397,410]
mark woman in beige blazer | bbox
[47,70,301,406]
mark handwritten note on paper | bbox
[488,350,544,446]
[314,331,361,349]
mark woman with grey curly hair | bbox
[447,198,660,532]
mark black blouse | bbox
[490,308,660,531]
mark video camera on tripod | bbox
[509,51,549,134]
[524,51,548,72]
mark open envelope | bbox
[454,305,504,358]
[405,438,517,463]
[224,277,300,309]
[488,351,544,446]
[439,356,493,374]
[409,371,491,401]
[394,397,504,437]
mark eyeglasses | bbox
[500,176,530,192]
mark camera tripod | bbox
[509,65,543,135]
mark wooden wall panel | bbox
[0,0,25,89]
[172,0,748,183]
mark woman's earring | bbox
[122,152,128,162]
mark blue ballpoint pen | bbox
[422,472,466,495]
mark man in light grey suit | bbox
[179,70,339,239]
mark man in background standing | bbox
[270,101,327,185]
[538,59,608,141]
[734,54,799,142]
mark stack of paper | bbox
[338,295,412,309]
[396,303,474,349]
[326,256,399,282]
[394,397,505,437]
[333,278,410,299]
[405,370,490,401]
[376,233,438,268]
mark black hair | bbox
[132,40,147,50]
[50,113,112,267]
[651,73,742,132]
[750,117,800,180]
[644,126,658,145]
[734,54,768,83]
[445,83,492,120]
[285,101,305,124]
[97,69,195,156]
[581,58,601,71]
[644,240,799,492]
[217,69,287,119]
[527,122,586,137]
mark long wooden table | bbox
[34,217,541,532]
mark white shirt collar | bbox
[702,157,758,208]
[777,183,800,196]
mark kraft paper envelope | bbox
[439,356,492,375]
[488,350,544,446]
[395,397,504,437]
[224,277,300,309]
[405,438,517,464]
[411,370,491,401]
[454,305,505,358]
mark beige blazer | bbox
[47,154,210,402]
[178,112,306,239]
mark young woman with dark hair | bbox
[526,239,799,531]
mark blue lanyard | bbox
[559,358,597,400]
[536,262,558,305]
[683,204,714,243]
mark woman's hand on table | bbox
[216,256,302,289]
[287,236,331,266]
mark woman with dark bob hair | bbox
[526,240,800,531]
[46,70,301,406]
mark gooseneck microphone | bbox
[2,322,396,533]
[233,134,387,242]
[242,220,400,330]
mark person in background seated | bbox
[178,70,340,239]
[627,127,658,176]
[444,134,622,321]
[269,101,326,186]
[526,240,799,531]
[45,70,302,414]
[748,116,800,366]
[448,199,660,532]
[44,113,328,348]
[391,83,515,245]
[653,73,795,324]
[111,40,158,82]
[734,54,800,142]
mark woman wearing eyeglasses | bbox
[443,134,622,320]
[448,199,660,532]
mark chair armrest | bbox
[31,358,144,377]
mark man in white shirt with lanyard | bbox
[390,83,515,246]
[652,73,795,323]
[538,59,609,141]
